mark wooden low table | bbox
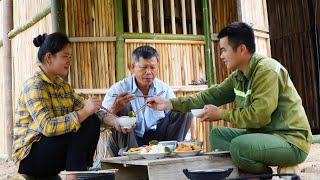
[101,152,238,180]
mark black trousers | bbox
[18,114,101,177]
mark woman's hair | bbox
[33,32,71,63]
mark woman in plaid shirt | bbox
[13,32,106,180]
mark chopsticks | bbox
[134,91,165,114]
[112,94,153,98]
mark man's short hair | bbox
[217,22,256,54]
[132,45,159,62]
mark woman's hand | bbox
[146,96,173,111]
[77,96,101,123]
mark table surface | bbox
[101,151,231,167]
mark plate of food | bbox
[140,140,171,160]
[123,147,143,159]
[174,141,203,157]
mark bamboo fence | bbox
[11,0,52,111]
[65,0,116,89]
[267,0,320,130]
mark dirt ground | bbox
[0,144,319,180]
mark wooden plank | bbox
[125,39,204,44]
[69,36,116,42]
[74,85,207,95]
[123,33,204,41]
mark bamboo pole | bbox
[123,33,204,41]
[202,0,214,87]
[191,0,197,35]
[208,0,213,34]
[8,5,51,39]
[0,40,2,47]
[115,0,125,81]
[170,0,176,34]
[137,0,142,33]
[51,0,65,33]
[148,0,154,33]
[181,0,187,34]
[127,0,133,32]
[159,0,165,33]
[2,0,13,157]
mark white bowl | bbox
[191,109,205,117]
[158,141,177,152]
[141,152,167,160]
[117,116,136,128]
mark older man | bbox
[103,45,192,156]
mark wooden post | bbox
[2,0,13,157]
[202,0,214,86]
[170,0,176,34]
[181,0,187,34]
[114,0,125,81]
[127,0,133,32]
[148,0,154,33]
[51,0,66,33]
[160,0,165,33]
[191,0,197,35]
[137,0,142,33]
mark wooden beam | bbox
[114,0,125,81]
[148,0,154,33]
[170,0,176,34]
[8,5,51,39]
[160,0,165,33]
[74,85,207,94]
[69,36,117,42]
[202,0,215,86]
[2,0,13,157]
[51,0,66,33]
[123,33,204,41]
[126,39,204,45]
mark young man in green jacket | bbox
[146,22,312,174]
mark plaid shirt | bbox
[13,67,107,163]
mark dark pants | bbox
[18,114,101,177]
[107,110,193,156]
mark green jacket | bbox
[171,53,312,153]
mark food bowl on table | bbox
[191,109,205,117]
[116,116,136,128]
[158,141,178,152]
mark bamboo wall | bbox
[124,40,206,85]
[267,0,320,130]
[0,0,6,155]
[65,0,116,89]
[11,0,52,109]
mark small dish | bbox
[191,109,205,117]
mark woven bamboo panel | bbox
[65,0,116,89]
[13,0,50,28]
[124,40,206,86]
[238,0,269,30]
[11,16,52,113]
